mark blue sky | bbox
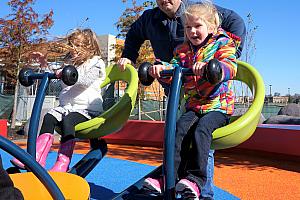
[1,0,300,95]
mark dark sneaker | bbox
[10,158,25,169]
[175,178,200,200]
[143,177,163,194]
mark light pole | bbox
[288,87,291,104]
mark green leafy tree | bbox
[114,0,161,120]
[114,0,155,66]
[0,0,53,128]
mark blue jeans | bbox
[200,149,214,200]
[174,111,228,199]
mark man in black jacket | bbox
[118,0,245,69]
[118,1,245,199]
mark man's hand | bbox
[117,58,133,72]
[149,64,165,79]
[30,52,47,68]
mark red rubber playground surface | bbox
[14,140,300,200]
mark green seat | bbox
[211,61,265,149]
[74,64,138,139]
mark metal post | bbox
[27,74,50,157]
[163,67,183,200]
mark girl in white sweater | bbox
[12,29,106,172]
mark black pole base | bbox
[68,138,108,178]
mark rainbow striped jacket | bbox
[159,28,241,115]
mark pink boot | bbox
[50,139,75,172]
[11,133,54,169]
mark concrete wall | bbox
[97,34,116,66]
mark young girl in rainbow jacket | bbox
[143,2,240,199]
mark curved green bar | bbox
[74,64,138,139]
[211,61,265,149]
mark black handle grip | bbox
[61,65,78,86]
[18,68,35,87]
[138,62,155,86]
[138,59,223,86]
[204,59,223,84]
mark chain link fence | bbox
[0,73,286,124]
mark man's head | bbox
[156,0,181,18]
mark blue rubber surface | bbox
[1,150,239,200]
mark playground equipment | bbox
[63,64,138,177]
[2,64,138,199]
[115,60,265,199]
[0,135,90,200]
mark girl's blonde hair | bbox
[184,1,220,35]
[65,28,101,65]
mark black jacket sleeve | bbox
[121,11,149,64]
[216,5,246,58]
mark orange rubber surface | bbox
[10,171,90,200]
[15,141,300,200]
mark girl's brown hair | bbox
[66,28,101,65]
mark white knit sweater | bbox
[59,56,106,113]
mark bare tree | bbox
[242,13,258,64]
[239,13,258,105]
